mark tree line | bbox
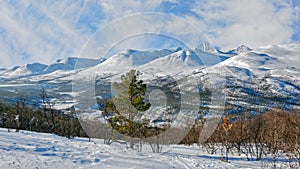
[0,99,87,139]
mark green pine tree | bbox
[105,70,151,148]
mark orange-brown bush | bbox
[197,108,300,162]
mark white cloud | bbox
[0,0,90,67]
[191,0,298,50]
[80,13,205,60]
[0,0,298,67]
[98,0,163,20]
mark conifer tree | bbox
[105,70,151,148]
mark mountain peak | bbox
[124,49,138,55]
[56,58,63,63]
[25,63,48,72]
[171,47,183,52]
[229,45,252,54]
[195,42,218,53]
[237,45,251,52]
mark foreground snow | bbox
[0,128,272,169]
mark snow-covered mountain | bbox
[0,44,299,113]
[0,57,104,81]
[227,45,252,54]
[7,63,47,78]
[0,44,232,83]
[94,48,182,72]
[0,66,20,76]
[196,42,219,53]
[43,57,104,74]
[79,47,229,82]
[193,44,300,112]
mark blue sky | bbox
[0,0,299,67]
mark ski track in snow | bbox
[0,128,266,169]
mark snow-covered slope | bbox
[140,50,203,73]
[0,128,265,169]
[0,66,20,77]
[191,44,300,112]
[43,57,104,74]
[72,47,221,84]
[217,44,300,85]
[0,43,233,83]
[0,57,104,81]
[94,48,189,72]
[196,42,218,53]
[8,63,47,77]
[86,47,228,80]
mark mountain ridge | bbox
[0,44,299,112]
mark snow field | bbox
[0,128,270,169]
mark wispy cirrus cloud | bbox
[0,0,97,67]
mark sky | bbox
[0,0,299,68]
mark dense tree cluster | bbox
[0,101,87,139]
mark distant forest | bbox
[0,101,87,139]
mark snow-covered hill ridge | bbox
[0,44,299,112]
[0,57,104,80]
[0,44,299,83]
[1,41,268,82]
[0,45,231,82]
[1,43,299,88]
[3,63,47,78]
[217,44,300,79]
